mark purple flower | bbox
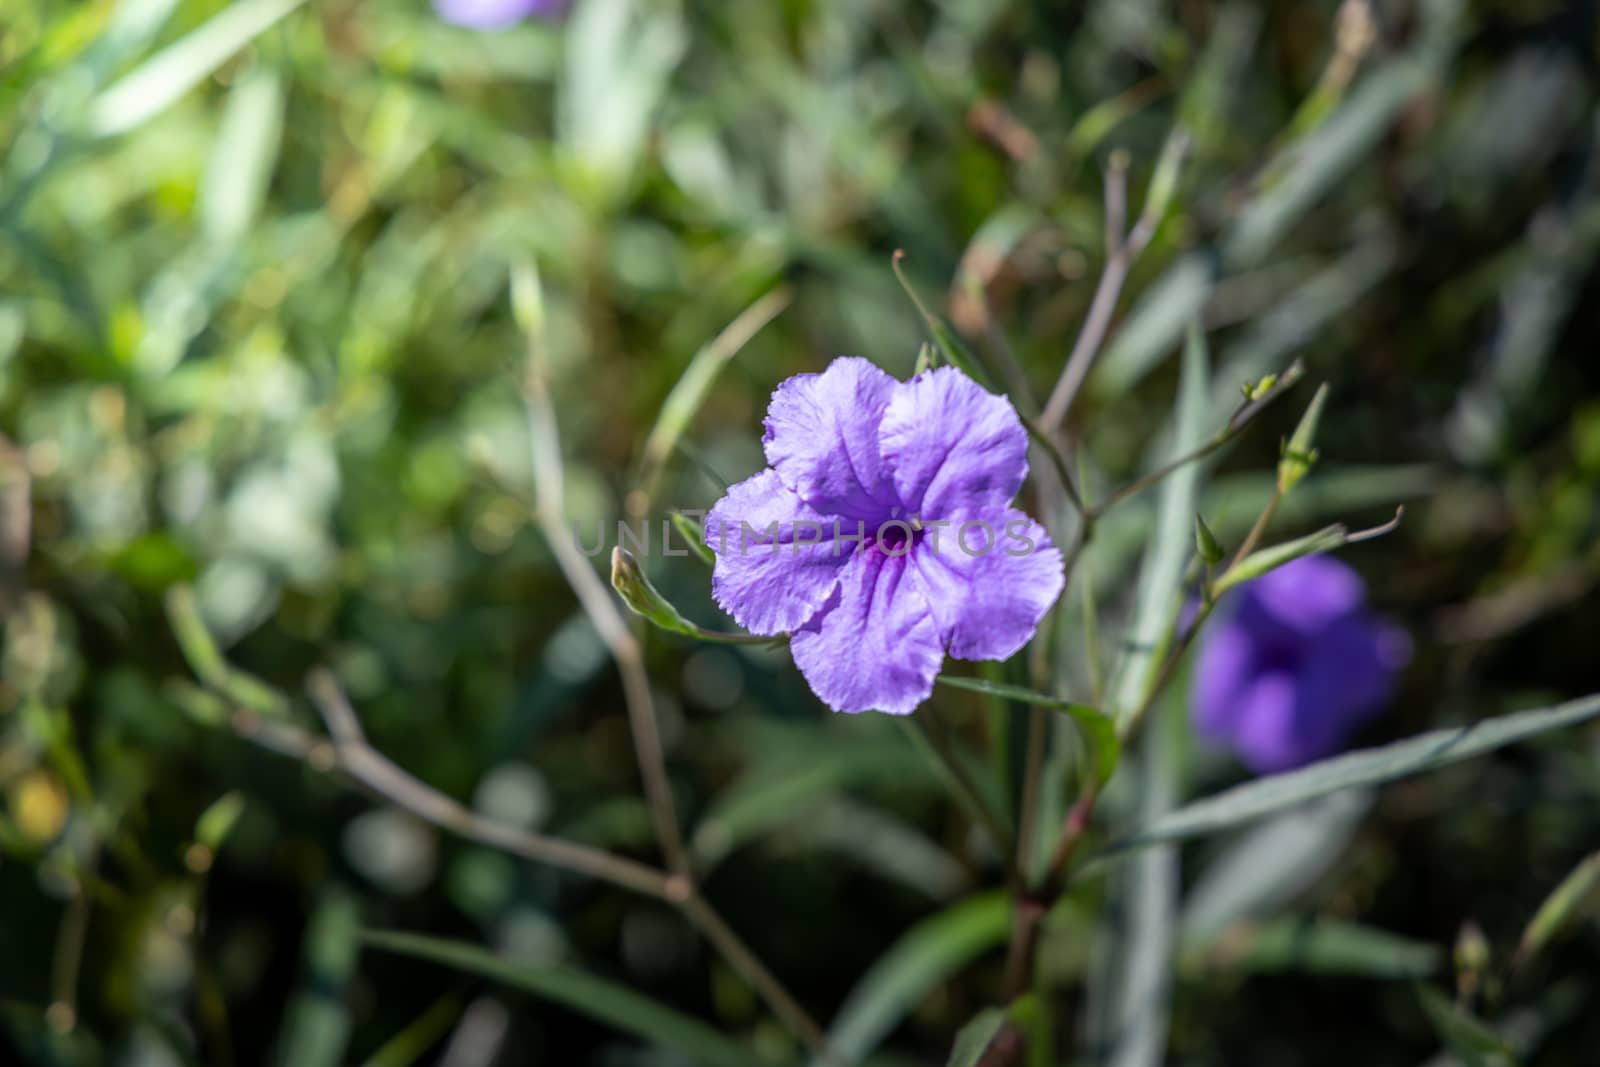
[1192,555,1411,773]
[434,0,566,29]
[704,358,1064,714]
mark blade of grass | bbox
[363,931,758,1067]
[88,0,307,137]
[1112,692,1600,851]
[810,892,1012,1067]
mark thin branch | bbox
[1040,153,1141,433]
[1040,135,1190,434]
[1000,782,1100,1000]
[519,280,690,880]
[1021,416,1086,515]
[1228,488,1282,571]
[307,667,364,747]
[255,690,674,900]
[512,265,831,1058]
[1116,601,1213,748]
[1091,361,1305,518]
[231,678,842,1061]
[1104,149,1130,255]
[1345,506,1405,543]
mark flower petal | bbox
[1242,555,1367,634]
[434,0,559,29]
[789,548,944,714]
[763,357,899,519]
[880,366,1028,518]
[705,470,857,635]
[1219,671,1304,773]
[1191,621,1259,739]
[908,509,1063,660]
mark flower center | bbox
[870,519,923,556]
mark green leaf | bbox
[1113,320,1210,726]
[946,1008,1006,1067]
[1065,78,1165,159]
[1212,523,1351,596]
[636,287,789,498]
[363,930,759,1067]
[1416,986,1519,1067]
[1180,791,1372,940]
[164,584,288,715]
[1115,692,1600,850]
[194,791,248,852]
[88,0,308,137]
[201,64,285,244]
[1224,59,1434,269]
[272,891,359,1067]
[691,742,932,870]
[557,0,687,197]
[786,797,967,900]
[1514,850,1600,970]
[1182,918,1440,980]
[610,547,769,645]
[811,891,1012,1066]
[934,676,1118,786]
[1138,128,1191,235]
[1194,513,1224,567]
[1092,253,1215,403]
[1100,326,1206,1067]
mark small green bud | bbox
[913,341,935,376]
[1243,373,1279,402]
[1455,921,1490,979]
[1195,513,1224,566]
[195,791,248,852]
[611,547,698,636]
[1278,383,1329,493]
[610,547,771,646]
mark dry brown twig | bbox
[1040,135,1190,435]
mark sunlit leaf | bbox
[88,0,308,137]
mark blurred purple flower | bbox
[1193,555,1410,773]
[434,0,566,29]
[704,358,1063,714]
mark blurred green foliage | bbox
[2,0,1600,1065]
